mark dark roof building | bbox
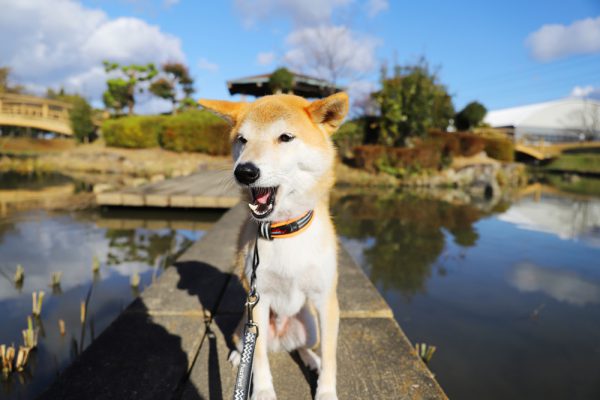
[226,72,344,99]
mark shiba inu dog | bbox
[199,92,349,400]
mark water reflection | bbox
[333,191,501,296]
[509,262,600,306]
[0,208,217,399]
[333,188,600,400]
[499,194,600,245]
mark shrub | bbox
[102,115,164,148]
[353,143,443,175]
[428,130,486,158]
[159,110,230,155]
[353,145,386,173]
[456,133,485,157]
[483,137,514,161]
[333,120,365,160]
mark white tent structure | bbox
[485,98,600,143]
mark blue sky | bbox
[2,0,600,112]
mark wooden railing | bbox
[515,137,600,160]
[0,93,73,135]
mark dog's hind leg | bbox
[295,304,321,372]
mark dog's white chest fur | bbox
[246,213,336,317]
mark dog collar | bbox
[258,210,314,240]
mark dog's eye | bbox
[236,135,247,144]
[278,133,295,143]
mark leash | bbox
[232,210,314,399]
[233,227,261,400]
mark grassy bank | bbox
[538,174,600,198]
[0,139,230,180]
[543,152,600,175]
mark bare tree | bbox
[578,99,600,141]
[285,26,375,91]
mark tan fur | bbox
[200,92,348,400]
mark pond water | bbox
[332,188,600,400]
[2,170,599,399]
[0,206,222,399]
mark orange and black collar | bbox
[258,210,314,240]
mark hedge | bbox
[483,137,514,162]
[332,120,365,160]
[353,131,514,175]
[102,116,165,148]
[428,130,513,161]
[159,111,230,155]
[353,143,442,174]
[101,111,230,154]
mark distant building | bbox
[485,98,600,143]
[226,72,343,99]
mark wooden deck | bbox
[39,204,448,400]
[96,170,239,208]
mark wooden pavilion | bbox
[226,71,343,98]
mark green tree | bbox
[0,66,24,94]
[149,62,195,113]
[373,59,454,146]
[268,67,294,94]
[454,101,487,131]
[69,96,95,142]
[102,61,158,116]
[47,91,96,142]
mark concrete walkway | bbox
[96,170,239,208]
[38,204,447,400]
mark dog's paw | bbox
[251,388,277,400]
[228,350,240,367]
[315,391,337,400]
[298,348,321,372]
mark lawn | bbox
[544,152,600,174]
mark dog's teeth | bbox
[248,203,259,212]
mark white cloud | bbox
[234,0,352,27]
[256,51,276,66]
[164,0,180,7]
[0,0,184,104]
[197,57,219,72]
[570,85,600,99]
[284,25,379,82]
[509,262,600,306]
[365,0,388,17]
[526,16,600,61]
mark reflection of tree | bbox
[105,229,178,266]
[0,218,16,246]
[333,193,492,297]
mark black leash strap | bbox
[233,228,261,400]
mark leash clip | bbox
[245,290,260,336]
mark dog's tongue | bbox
[256,191,270,205]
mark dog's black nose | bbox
[234,162,260,185]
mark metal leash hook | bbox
[233,230,261,400]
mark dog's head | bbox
[199,93,348,221]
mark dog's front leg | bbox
[251,298,276,400]
[315,286,340,400]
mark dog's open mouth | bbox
[248,186,278,219]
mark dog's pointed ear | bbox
[306,92,349,134]
[198,99,247,125]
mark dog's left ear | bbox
[306,92,349,134]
